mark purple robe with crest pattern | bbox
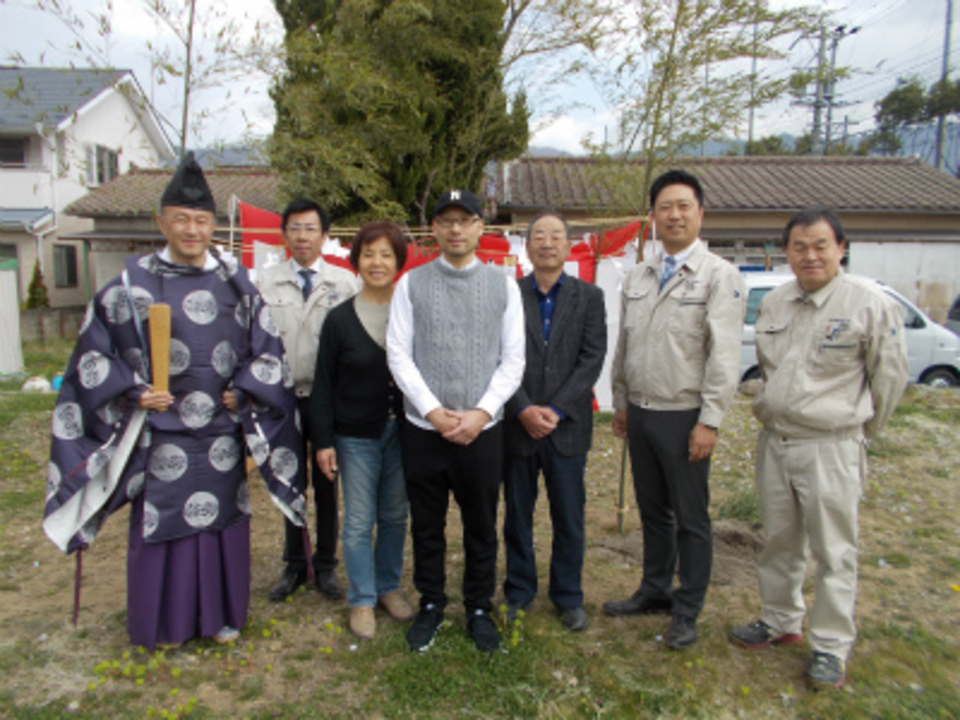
[43,251,306,647]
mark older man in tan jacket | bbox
[607,169,745,650]
[258,198,358,602]
[731,206,907,690]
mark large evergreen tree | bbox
[270,0,529,225]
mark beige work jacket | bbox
[611,241,746,428]
[258,260,359,398]
[753,271,908,440]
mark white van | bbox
[740,272,960,388]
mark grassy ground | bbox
[0,341,958,719]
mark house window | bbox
[0,137,27,167]
[54,244,78,288]
[86,144,119,185]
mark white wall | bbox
[0,270,23,373]
[850,242,960,323]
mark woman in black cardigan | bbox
[310,222,411,640]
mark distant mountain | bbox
[525,145,576,157]
[162,144,270,168]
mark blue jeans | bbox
[337,419,409,607]
[503,443,587,610]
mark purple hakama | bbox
[127,496,251,649]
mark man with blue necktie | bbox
[259,198,359,602]
[606,170,745,649]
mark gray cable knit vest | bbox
[406,259,507,422]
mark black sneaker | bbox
[406,603,444,652]
[807,652,845,689]
[467,609,500,652]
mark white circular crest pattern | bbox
[269,446,299,485]
[234,300,251,329]
[208,435,241,472]
[251,354,283,385]
[46,462,61,500]
[101,286,129,325]
[77,351,111,389]
[169,339,191,375]
[126,471,145,499]
[138,426,153,449]
[258,306,280,337]
[86,448,113,483]
[237,481,251,514]
[182,290,218,325]
[211,341,237,378]
[130,286,154,322]
[142,501,159,537]
[79,302,96,335]
[246,433,270,466]
[179,391,216,429]
[52,403,84,440]
[149,443,188,481]
[183,491,219,528]
[78,518,99,545]
[123,347,148,380]
[95,398,123,426]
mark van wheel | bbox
[920,368,959,388]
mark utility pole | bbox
[935,0,954,170]
[811,25,827,155]
[824,25,859,153]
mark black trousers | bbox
[281,397,338,573]
[401,422,503,613]
[627,404,712,619]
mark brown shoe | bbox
[349,606,376,640]
[378,591,415,622]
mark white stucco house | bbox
[0,66,176,307]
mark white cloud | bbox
[530,109,618,155]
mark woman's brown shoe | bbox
[349,606,376,640]
[378,591,415,622]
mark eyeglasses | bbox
[286,224,322,234]
[435,216,479,229]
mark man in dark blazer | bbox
[502,211,607,631]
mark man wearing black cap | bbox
[43,153,306,649]
[387,189,525,652]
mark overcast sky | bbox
[1,0,956,155]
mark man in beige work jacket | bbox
[258,198,359,602]
[731,206,908,690]
[607,169,745,649]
